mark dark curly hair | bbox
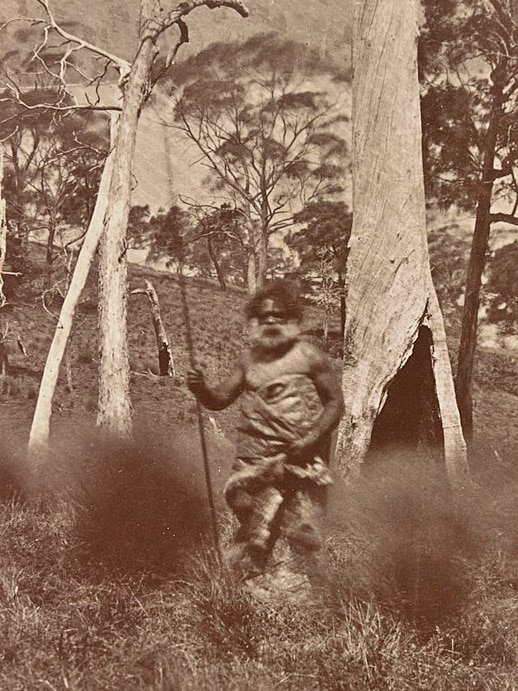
[245,279,303,322]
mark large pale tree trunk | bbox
[27,118,118,458]
[336,0,468,486]
[96,1,160,439]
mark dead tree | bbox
[131,279,175,377]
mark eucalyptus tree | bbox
[420,0,518,440]
[163,33,349,292]
[1,0,249,458]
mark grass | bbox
[1,475,518,690]
[0,246,517,688]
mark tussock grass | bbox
[0,440,517,689]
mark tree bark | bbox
[336,0,468,486]
[27,118,118,459]
[96,1,160,439]
[455,89,503,442]
[131,279,175,377]
[207,236,227,291]
[44,216,57,292]
[0,146,7,309]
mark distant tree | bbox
[427,225,470,312]
[140,204,191,272]
[486,241,518,332]
[420,0,518,440]
[306,251,341,345]
[189,205,247,290]
[1,89,108,291]
[289,200,352,334]
[164,33,349,292]
[128,204,152,248]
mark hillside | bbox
[0,244,517,479]
[0,253,518,688]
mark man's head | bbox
[246,280,303,353]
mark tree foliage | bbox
[420,0,518,439]
[162,33,349,289]
[486,241,518,329]
[288,200,351,333]
[427,226,470,309]
[189,205,247,289]
[420,0,518,213]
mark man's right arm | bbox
[186,358,245,411]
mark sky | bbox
[1,1,352,209]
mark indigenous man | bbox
[187,280,344,574]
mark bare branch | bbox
[489,212,518,226]
[33,0,130,75]
[163,0,249,31]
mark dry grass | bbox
[0,249,517,688]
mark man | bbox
[187,280,344,574]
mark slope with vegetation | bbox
[0,252,517,689]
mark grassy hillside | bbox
[0,251,517,689]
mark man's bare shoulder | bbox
[297,339,333,371]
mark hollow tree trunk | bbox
[336,0,468,486]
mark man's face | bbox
[251,299,300,353]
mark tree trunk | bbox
[207,236,227,291]
[246,247,257,295]
[96,3,159,439]
[44,217,56,292]
[323,306,329,344]
[338,272,346,336]
[0,146,7,309]
[27,118,118,459]
[257,225,268,290]
[336,0,468,486]
[131,279,175,377]
[455,92,503,442]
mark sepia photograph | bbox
[0,0,517,688]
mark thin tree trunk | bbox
[338,272,346,336]
[45,217,56,291]
[131,279,175,377]
[27,117,118,459]
[207,236,227,291]
[336,0,468,486]
[257,226,268,290]
[455,92,503,442]
[0,146,7,309]
[246,248,257,295]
